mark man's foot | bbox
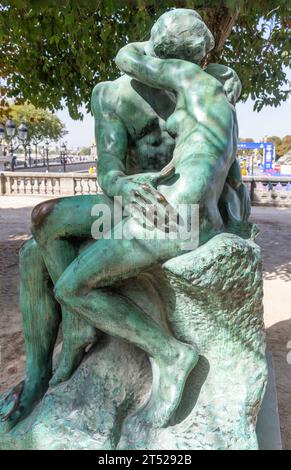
[118,341,198,446]
[0,378,48,433]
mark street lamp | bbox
[0,124,5,158]
[27,142,32,167]
[18,123,28,142]
[0,123,5,141]
[41,146,45,166]
[18,123,29,167]
[5,119,16,138]
[45,139,50,171]
[0,119,29,171]
[60,142,67,172]
[0,124,5,167]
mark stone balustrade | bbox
[0,172,101,196]
[244,176,291,208]
[1,172,291,207]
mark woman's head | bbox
[145,9,215,64]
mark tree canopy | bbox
[237,135,291,159]
[9,103,66,145]
[0,0,290,119]
[79,146,91,156]
[267,135,291,157]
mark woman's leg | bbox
[31,194,113,385]
[54,222,198,427]
[0,239,60,431]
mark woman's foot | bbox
[50,327,99,387]
[49,346,84,386]
[118,341,198,447]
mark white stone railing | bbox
[0,172,100,196]
[1,172,291,207]
[244,176,291,208]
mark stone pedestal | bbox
[0,233,267,450]
[256,352,282,450]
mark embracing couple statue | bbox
[1,9,265,450]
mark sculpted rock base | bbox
[0,234,267,450]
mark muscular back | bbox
[92,74,175,176]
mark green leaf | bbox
[1,0,290,118]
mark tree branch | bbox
[203,4,241,64]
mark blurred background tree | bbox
[9,103,66,158]
[237,135,291,160]
[79,146,91,156]
[267,135,291,157]
[0,0,290,119]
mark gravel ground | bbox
[0,196,290,449]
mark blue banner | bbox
[237,142,274,170]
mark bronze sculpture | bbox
[0,10,265,450]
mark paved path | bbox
[0,196,290,448]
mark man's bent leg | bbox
[0,239,60,431]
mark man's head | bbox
[145,9,215,64]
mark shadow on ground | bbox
[253,216,291,282]
[0,206,33,243]
[267,319,291,450]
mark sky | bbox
[56,70,291,148]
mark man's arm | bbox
[91,82,128,198]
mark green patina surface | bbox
[0,9,266,449]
